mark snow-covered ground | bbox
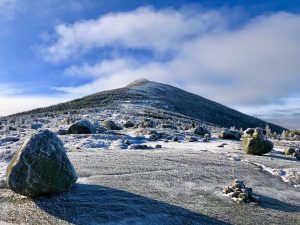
[0,108,299,224]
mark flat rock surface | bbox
[0,141,299,225]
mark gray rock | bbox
[155,144,162,149]
[103,120,122,130]
[201,133,211,142]
[194,125,210,136]
[186,136,198,142]
[123,120,135,128]
[31,123,42,130]
[0,137,20,143]
[285,147,295,156]
[128,144,153,150]
[172,136,179,142]
[294,149,300,160]
[220,130,241,140]
[6,130,77,197]
[67,120,95,134]
[138,118,155,128]
[57,129,68,135]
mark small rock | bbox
[67,120,95,134]
[103,120,122,130]
[220,130,241,140]
[284,147,295,156]
[173,136,179,142]
[293,149,300,160]
[31,123,42,130]
[123,120,135,128]
[186,136,198,142]
[155,144,162,149]
[194,125,210,136]
[124,139,132,145]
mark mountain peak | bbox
[126,79,151,88]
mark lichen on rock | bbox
[6,130,77,197]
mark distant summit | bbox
[11,79,286,133]
[126,79,151,87]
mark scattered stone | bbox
[103,120,122,130]
[123,120,135,128]
[220,130,241,140]
[31,123,42,130]
[223,179,259,205]
[6,130,77,197]
[67,120,95,134]
[194,125,210,136]
[217,143,227,148]
[138,118,155,128]
[8,126,17,131]
[293,149,300,160]
[124,139,132,145]
[186,136,198,142]
[285,147,296,156]
[155,144,162,148]
[57,129,68,135]
[201,133,211,142]
[0,137,20,143]
[173,136,179,142]
[242,128,273,155]
[128,144,153,150]
[148,131,163,140]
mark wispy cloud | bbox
[44,8,300,105]
[0,84,72,116]
[42,7,226,62]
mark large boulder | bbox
[67,120,95,134]
[6,130,77,197]
[103,120,122,130]
[194,125,210,136]
[242,128,273,155]
[220,130,241,140]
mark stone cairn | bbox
[223,179,260,206]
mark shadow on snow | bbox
[34,183,232,225]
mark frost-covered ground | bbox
[0,107,299,224]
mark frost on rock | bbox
[67,120,95,134]
[6,130,77,197]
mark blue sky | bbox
[1,0,300,129]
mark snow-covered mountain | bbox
[12,79,285,132]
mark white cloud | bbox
[0,84,72,116]
[43,6,225,62]
[41,7,300,128]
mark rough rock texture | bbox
[242,128,273,155]
[67,120,95,134]
[103,120,122,130]
[220,130,241,140]
[123,120,135,128]
[194,125,210,136]
[185,136,198,142]
[285,147,296,156]
[6,130,77,197]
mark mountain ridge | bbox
[8,79,286,133]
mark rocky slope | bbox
[10,79,285,133]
